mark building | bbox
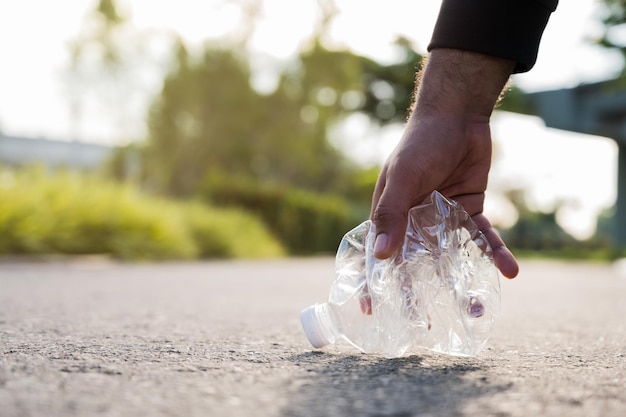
[0,134,114,170]
[529,80,626,247]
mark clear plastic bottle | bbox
[300,191,501,358]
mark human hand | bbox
[370,49,519,278]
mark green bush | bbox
[0,168,284,260]
[199,172,365,254]
[183,203,285,259]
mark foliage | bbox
[595,0,626,69]
[0,168,284,260]
[497,83,535,114]
[199,171,364,254]
[144,43,268,196]
[140,37,423,197]
[65,0,170,143]
[183,202,285,259]
[331,166,380,208]
[295,36,423,124]
[499,190,623,260]
[502,210,581,251]
[69,0,128,66]
[71,0,424,257]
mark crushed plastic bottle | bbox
[300,191,501,357]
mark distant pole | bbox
[617,143,626,249]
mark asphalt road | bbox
[1,258,625,417]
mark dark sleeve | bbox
[428,0,559,73]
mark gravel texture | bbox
[1,258,625,417]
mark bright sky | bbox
[0,0,621,238]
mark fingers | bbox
[359,284,372,315]
[371,177,415,259]
[472,213,519,279]
[373,170,518,277]
[493,246,519,279]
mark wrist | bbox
[412,48,514,122]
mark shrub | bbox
[199,172,364,254]
[0,168,284,260]
[183,203,285,258]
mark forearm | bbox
[413,49,515,122]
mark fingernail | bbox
[374,233,388,255]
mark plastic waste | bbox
[300,191,501,357]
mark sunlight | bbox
[490,112,618,239]
[0,0,620,241]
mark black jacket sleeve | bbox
[428,0,559,73]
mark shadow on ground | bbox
[280,351,512,417]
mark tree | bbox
[66,0,129,139]
[141,35,426,197]
[295,36,424,124]
[499,190,580,252]
[143,41,349,196]
[596,0,626,72]
[69,0,430,198]
[144,43,260,195]
[66,0,174,142]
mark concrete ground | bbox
[0,258,625,417]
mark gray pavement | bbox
[0,258,625,417]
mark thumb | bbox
[371,184,414,259]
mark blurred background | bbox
[0,0,625,261]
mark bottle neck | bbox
[315,303,339,344]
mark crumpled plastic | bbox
[331,190,501,357]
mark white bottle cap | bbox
[300,304,331,348]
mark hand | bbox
[370,49,519,278]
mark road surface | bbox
[1,258,625,416]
